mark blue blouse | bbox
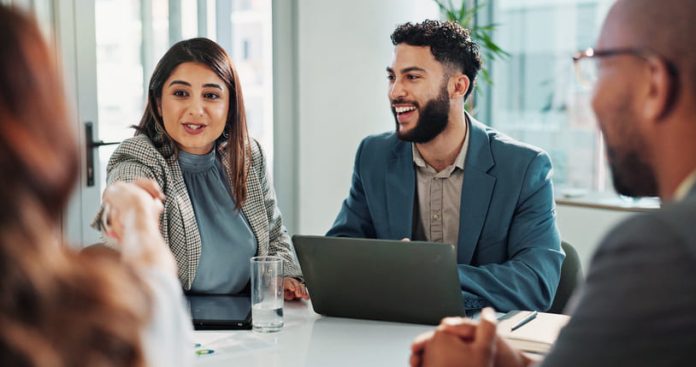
[178,149,257,294]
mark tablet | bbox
[186,294,252,330]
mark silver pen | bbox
[510,310,538,331]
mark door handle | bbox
[85,121,121,187]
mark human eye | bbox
[387,74,395,82]
[204,92,221,100]
[172,89,188,97]
[406,74,421,81]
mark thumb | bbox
[475,307,498,348]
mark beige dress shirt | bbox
[412,125,470,246]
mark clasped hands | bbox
[410,308,532,367]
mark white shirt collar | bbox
[673,169,696,202]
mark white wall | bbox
[294,0,439,235]
[555,204,634,273]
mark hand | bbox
[283,277,309,301]
[410,308,498,367]
[102,179,175,274]
[102,179,165,241]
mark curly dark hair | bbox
[391,20,482,101]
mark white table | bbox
[194,300,433,367]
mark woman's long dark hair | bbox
[137,38,251,208]
[0,6,149,366]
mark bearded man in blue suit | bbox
[327,20,564,312]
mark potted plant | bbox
[433,0,509,86]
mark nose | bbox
[188,98,204,117]
[389,78,407,101]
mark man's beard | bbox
[606,145,658,197]
[600,101,658,197]
[393,87,450,143]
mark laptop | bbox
[186,294,252,330]
[292,235,466,325]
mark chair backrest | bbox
[548,241,583,314]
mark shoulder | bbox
[112,135,167,163]
[615,198,696,248]
[248,137,266,170]
[592,201,696,269]
[355,131,406,159]
[107,135,169,182]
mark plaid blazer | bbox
[93,134,302,290]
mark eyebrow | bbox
[168,80,224,90]
[386,66,427,74]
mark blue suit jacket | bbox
[327,117,564,311]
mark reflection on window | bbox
[95,0,274,190]
[487,0,614,194]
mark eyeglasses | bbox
[572,47,658,89]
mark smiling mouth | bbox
[393,105,417,115]
[183,123,206,130]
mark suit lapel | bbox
[222,145,269,255]
[457,116,496,264]
[386,142,415,239]
[241,170,269,254]
[167,152,201,289]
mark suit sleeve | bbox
[326,138,377,238]
[540,215,696,366]
[458,152,563,311]
[90,148,161,233]
[253,140,302,278]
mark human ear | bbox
[450,74,470,99]
[643,57,677,121]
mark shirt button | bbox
[433,214,440,220]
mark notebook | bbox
[497,311,570,354]
[186,294,252,330]
[292,235,466,325]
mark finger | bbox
[409,350,422,367]
[411,331,433,353]
[284,278,298,291]
[474,307,498,348]
[437,318,477,340]
[301,284,310,299]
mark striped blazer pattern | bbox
[93,134,302,289]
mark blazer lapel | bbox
[167,152,202,289]
[457,116,496,264]
[222,145,269,255]
[386,142,415,239]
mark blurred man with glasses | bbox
[409,0,696,366]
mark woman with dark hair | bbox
[0,5,192,367]
[96,38,308,299]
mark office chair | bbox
[548,241,583,314]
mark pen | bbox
[510,310,538,331]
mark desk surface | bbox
[194,300,432,367]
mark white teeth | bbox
[185,124,202,130]
[394,106,416,114]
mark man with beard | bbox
[409,1,696,366]
[327,20,564,312]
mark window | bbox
[484,0,614,195]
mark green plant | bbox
[434,0,509,86]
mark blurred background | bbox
[3,0,658,269]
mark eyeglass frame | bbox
[572,47,679,89]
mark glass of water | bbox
[250,256,284,332]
